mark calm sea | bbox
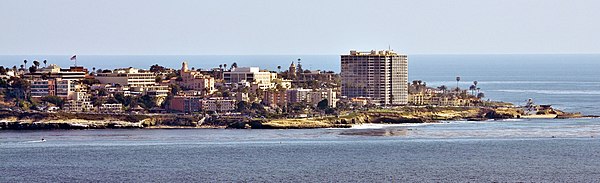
[1,54,600,182]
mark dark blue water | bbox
[2,54,600,181]
[1,121,600,182]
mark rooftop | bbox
[346,50,403,56]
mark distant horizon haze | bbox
[1,0,599,55]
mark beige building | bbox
[308,89,337,108]
[341,50,408,105]
[178,62,215,94]
[96,68,156,87]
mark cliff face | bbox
[361,107,484,123]
[0,111,203,130]
[245,106,536,129]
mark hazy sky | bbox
[1,0,598,55]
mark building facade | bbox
[341,50,408,105]
[223,67,273,90]
[169,96,236,113]
[178,62,215,94]
[30,78,84,99]
[96,68,156,87]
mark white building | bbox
[98,103,123,113]
[96,68,156,87]
[64,91,93,112]
[224,67,274,90]
[30,78,85,99]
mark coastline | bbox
[0,105,591,130]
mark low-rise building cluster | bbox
[0,50,486,118]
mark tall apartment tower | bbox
[341,50,408,105]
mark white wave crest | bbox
[495,89,600,95]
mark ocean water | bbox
[1,54,600,182]
[2,121,600,182]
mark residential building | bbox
[308,89,337,108]
[64,91,93,112]
[341,50,408,105]
[98,103,123,113]
[201,97,236,112]
[262,90,287,108]
[286,88,312,103]
[169,96,236,113]
[30,78,85,99]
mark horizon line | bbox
[1,52,600,56]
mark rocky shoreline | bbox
[0,106,591,130]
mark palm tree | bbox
[277,65,281,73]
[438,85,448,93]
[33,60,40,68]
[473,80,478,86]
[469,84,477,96]
[20,64,24,70]
[219,64,223,70]
[23,60,28,67]
[12,66,17,72]
[223,64,227,71]
[455,76,461,90]
[43,60,47,67]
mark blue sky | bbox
[0,0,598,55]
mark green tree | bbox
[28,66,37,73]
[0,66,7,75]
[41,95,65,107]
[317,99,328,110]
[169,84,181,95]
[139,95,156,109]
[82,78,100,86]
[149,64,166,73]
[477,92,485,99]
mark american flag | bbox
[70,55,77,61]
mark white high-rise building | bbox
[341,50,408,105]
